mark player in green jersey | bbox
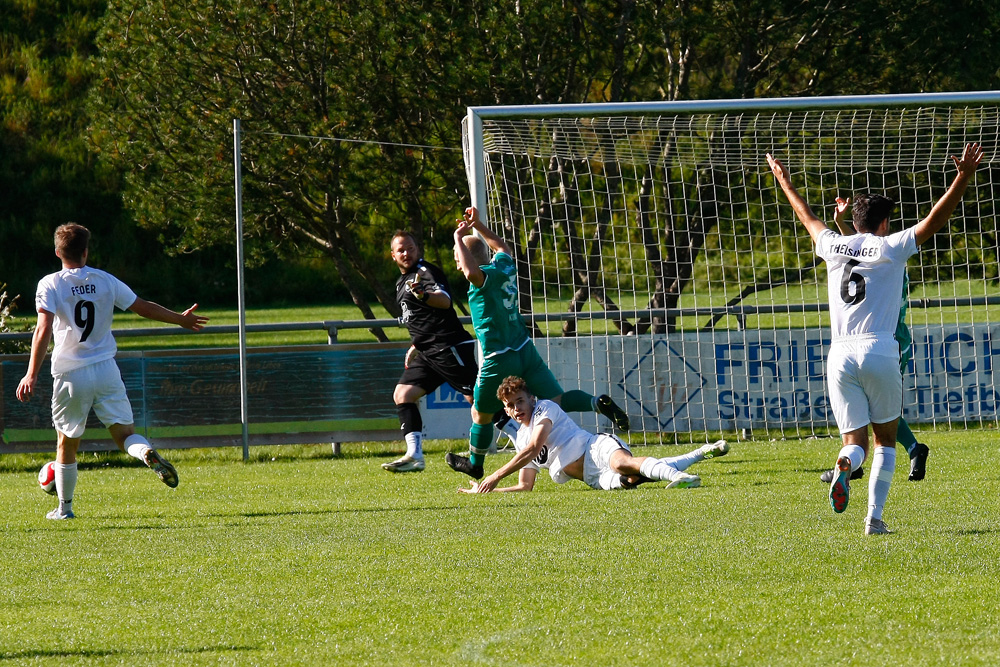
[446,207,630,480]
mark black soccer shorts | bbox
[397,339,477,397]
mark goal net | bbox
[463,93,1000,441]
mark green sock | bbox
[559,389,595,413]
[469,422,492,467]
[896,419,918,456]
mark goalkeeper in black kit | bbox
[384,230,478,472]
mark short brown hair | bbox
[391,230,419,246]
[852,194,895,233]
[462,235,491,266]
[497,375,530,403]
[54,223,90,263]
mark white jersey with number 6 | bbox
[35,266,137,375]
[815,227,917,340]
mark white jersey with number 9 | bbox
[35,266,137,375]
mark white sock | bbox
[55,462,78,513]
[639,457,684,482]
[497,418,519,443]
[661,448,704,473]
[404,432,423,459]
[124,434,152,460]
[868,446,896,522]
[601,471,623,490]
[837,444,866,472]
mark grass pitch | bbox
[2,430,999,666]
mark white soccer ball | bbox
[38,461,57,495]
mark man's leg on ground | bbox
[865,419,898,535]
[446,406,492,480]
[611,451,700,489]
[897,418,928,481]
[830,428,868,514]
[50,431,80,519]
[387,383,427,473]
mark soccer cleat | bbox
[144,449,179,488]
[864,517,893,535]
[596,395,630,431]
[620,474,655,490]
[46,508,75,520]
[665,472,701,489]
[828,456,852,513]
[908,443,929,482]
[820,466,864,484]
[381,456,426,473]
[445,453,484,480]
[700,440,730,459]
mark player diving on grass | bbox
[818,196,929,485]
[446,207,630,481]
[767,142,983,535]
[384,230,479,473]
[16,223,209,519]
[459,375,729,493]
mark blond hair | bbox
[462,235,491,266]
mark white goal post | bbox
[463,92,1000,441]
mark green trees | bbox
[0,0,118,306]
[4,0,998,320]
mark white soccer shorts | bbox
[583,433,631,490]
[51,358,134,438]
[826,336,902,433]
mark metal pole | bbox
[234,119,250,461]
[465,108,488,225]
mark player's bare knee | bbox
[107,422,136,449]
[393,383,424,405]
[871,419,899,448]
[611,451,642,475]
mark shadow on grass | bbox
[0,644,260,661]
[234,504,465,519]
[15,503,469,532]
[0,646,262,662]
[952,527,1000,536]
[0,456,142,476]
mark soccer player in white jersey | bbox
[819,197,930,484]
[767,142,983,535]
[458,376,729,494]
[16,223,209,519]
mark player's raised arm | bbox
[129,298,209,331]
[832,197,853,236]
[454,217,486,286]
[463,206,511,256]
[912,142,984,246]
[766,153,829,243]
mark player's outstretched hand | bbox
[834,196,851,222]
[765,153,790,185]
[180,304,210,331]
[455,216,474,239]
[406,278,427,301]
[458,480,480,494]
[952,142,984,178]
[454,206,482,240]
